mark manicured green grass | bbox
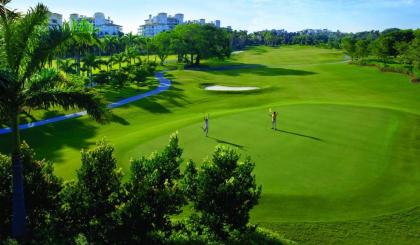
[1,46,419,244]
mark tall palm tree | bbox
[82,53,101,84]
[69,19,99,76]
[0,1,107,238]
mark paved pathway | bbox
[0,72,171,135]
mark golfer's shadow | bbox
[208,136,245,149]
[275,129,323,142]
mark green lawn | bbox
[1,46,419,244]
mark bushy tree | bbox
[341,37,357,60]
[185,146,262,240]
[110,69,128,87]
[355,39,370,60]
[408,30,420,71]
[171,24,231,65]
[371,36,394,64]
[153,31,172,65]
[0,142,62,241]
[58,139,123,243]
[118,133,186,243]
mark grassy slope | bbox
[0,46,419,244]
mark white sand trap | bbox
[231,51,244,55]
[205,85,260,91]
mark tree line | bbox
[231,29,347,50]
[0,135,267,244]
[341,29,420,75]
[57,22,232,70]
[50,21,232,88]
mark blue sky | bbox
[8,0,420,33]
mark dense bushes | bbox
[184,147,262,239]
[342,29,420,79]
[0,135,272,244]
[0,143,62,241]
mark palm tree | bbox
[103,57,113,72]
[82,53,101,85]
[69,19,99,75]
[0,1,107,238]
[125,47,138,65]
[113,53,126,69]
[58,59,77,74]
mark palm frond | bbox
[7,3,49,72]
[0,0,20,22]
[24,84,108,122]
[22,68,107,124]
[0,68,18,114]
[22,25,73,81]
[25,68,72,92]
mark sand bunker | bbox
[204,85,260,91]
[231,51,244,55]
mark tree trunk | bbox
[10,112,26,239]
[195,54,201,65]
[76,50,81,76]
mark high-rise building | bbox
[138,13,184,37]
[138,13,222,37]
[48,12,63,29]
[70,12,122,37]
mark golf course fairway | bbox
[1,46,419,244]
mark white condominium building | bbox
[139,13,223,37]
[70,12,122,37]
[138,13,184,37]
[48,12,63,29]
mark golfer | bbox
[203,115,209,137]
[271,111,277,130]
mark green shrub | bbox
[110,70,128,87]
[0,142,62,241]
[92,71,111,85]
[57,139,123,243]
[118,133,186,243]
[184,146,262,240]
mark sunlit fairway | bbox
[1,46,419,242]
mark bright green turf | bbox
[1,46,419,243]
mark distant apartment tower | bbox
[70,12,122,37]
[138,12,184,37]
[48,12,62,28]
[186,18,222,28]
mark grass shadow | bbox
[209,136,245,149]
[275,129,323,142]
[189,64,317,77]
[0,117,100,164]
[130,77,190,113]
[109,113,130,125]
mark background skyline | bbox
[8,0,420,33]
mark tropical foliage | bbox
[0,135,266,244]
[0,0,106,238]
